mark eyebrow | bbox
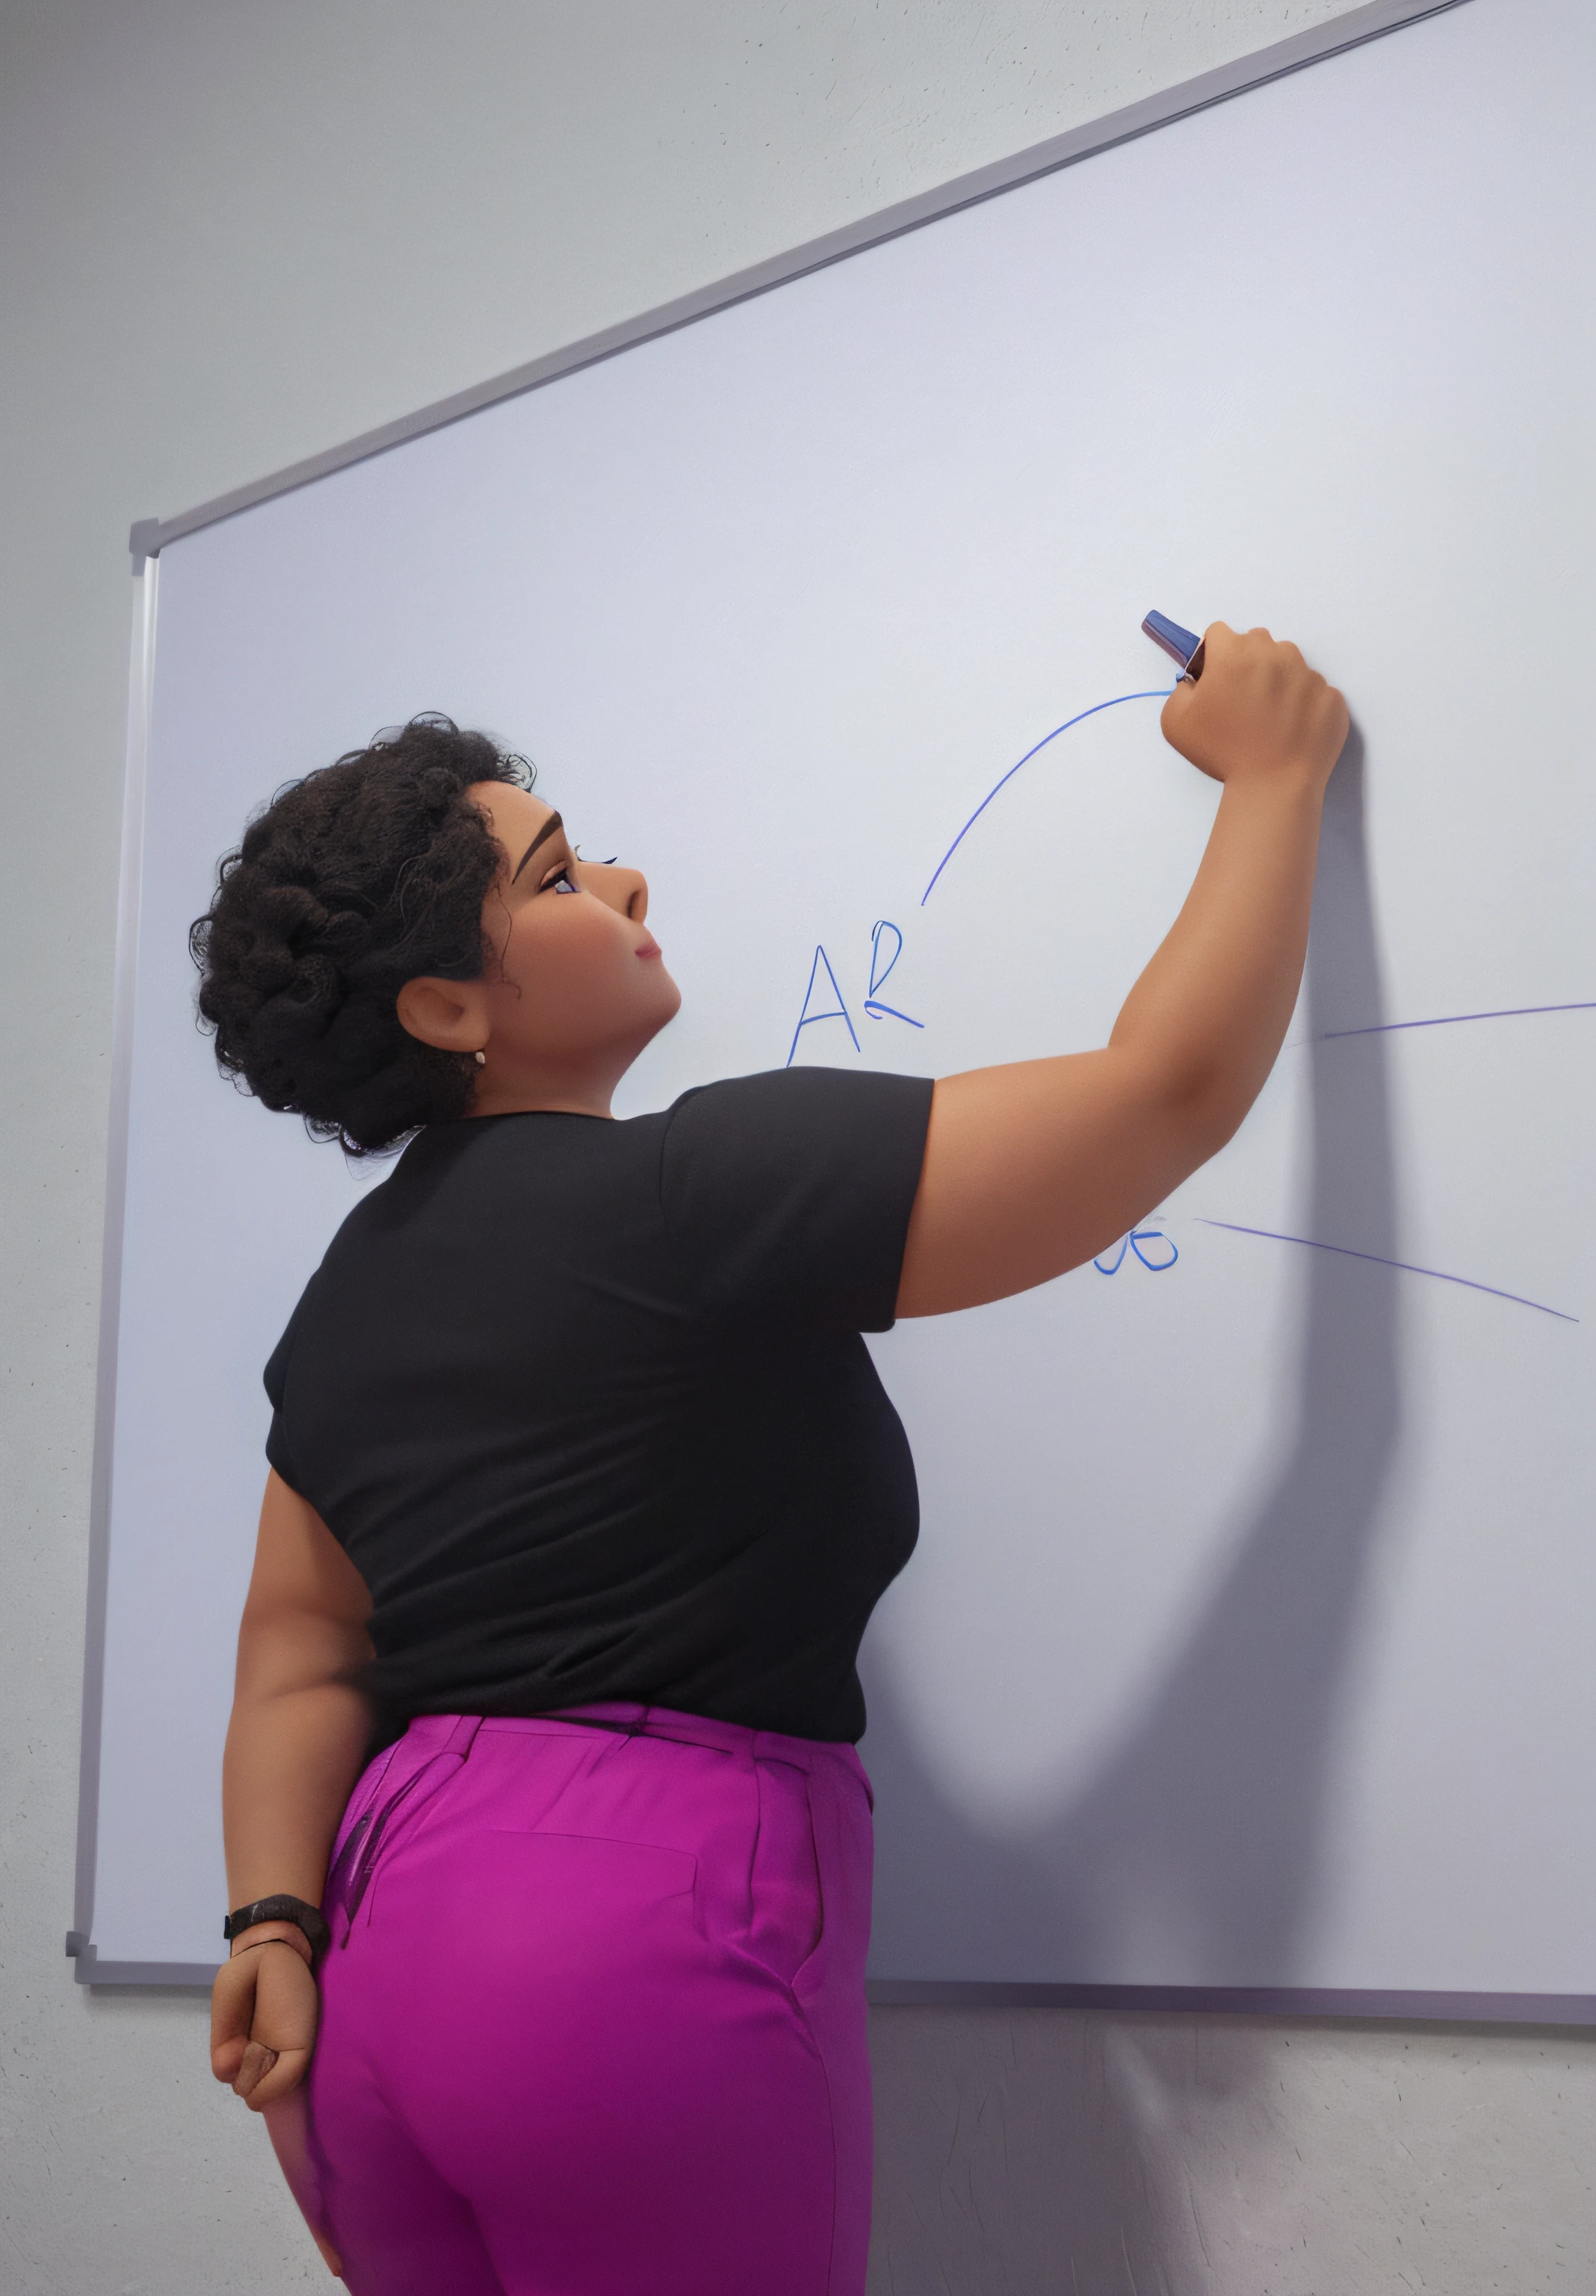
[510,812,565,883]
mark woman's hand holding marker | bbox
[1160,620,1348,797]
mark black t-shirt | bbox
[264,1067,934,1743]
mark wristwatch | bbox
[223,1893,332,1968]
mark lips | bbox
[635,934,662,960]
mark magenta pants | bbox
[269,1706,876,2295]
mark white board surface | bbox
[84,0,1596,2000]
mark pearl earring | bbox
[474,1049,486,1067]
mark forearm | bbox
[1107,762,1325,1157]
[211,1479,373,2123]
[223,1677,371,1909]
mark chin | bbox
[622,978,681,1059]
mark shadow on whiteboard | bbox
[862,729,1396,2274]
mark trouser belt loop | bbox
[444,1715,484,1759]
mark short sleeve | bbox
[658,1067,933,1330]
[262,1289,309,1493]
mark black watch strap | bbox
[223,1893,332,1966]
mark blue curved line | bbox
[921,688,1172,905]
[1200,1220,1577,1323]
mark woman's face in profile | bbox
[463,779,681,1082]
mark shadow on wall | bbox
[862,730,1403,2291]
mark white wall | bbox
[2,2,1590,2289]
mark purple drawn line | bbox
[921,688,1172,905]
[1323,1001,1596,1041]
[1200,1220,1578,1323]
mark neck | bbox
[466,1054,633,1123]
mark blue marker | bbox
[1142,611,1205,682]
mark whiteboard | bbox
[75,0,1596,2010]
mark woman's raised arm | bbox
[210,1470,374,2110]
[896,623,1349,1318]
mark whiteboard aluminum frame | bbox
[68,558,191,1984]
[76,0,1568,2024]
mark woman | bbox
[202,625,1346,2293]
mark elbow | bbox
[232,1602,373,1708]
[1138,1064,1252,1187]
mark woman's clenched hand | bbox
[211,1938,319,2109]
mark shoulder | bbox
[658,1066,932,1229]
[664,1065,933,1148]
[654,1070,932,1326]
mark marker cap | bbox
[1142,610,1204,680]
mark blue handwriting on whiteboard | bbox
[863,921,923,1029]
[1095,1228,1179,1274]
[921,688,1172,904]
[1321,999,1596,1040]
[785,946,862,1067]
[1201,1220,1574,1321]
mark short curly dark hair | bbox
[191,715,533,1155]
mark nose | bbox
[584,862,649,922]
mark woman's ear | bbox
[395,976,490,1055]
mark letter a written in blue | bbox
[786,946,862,1067]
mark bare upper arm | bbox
[235,1470,373,1697]
[894,1049,1199,1319]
